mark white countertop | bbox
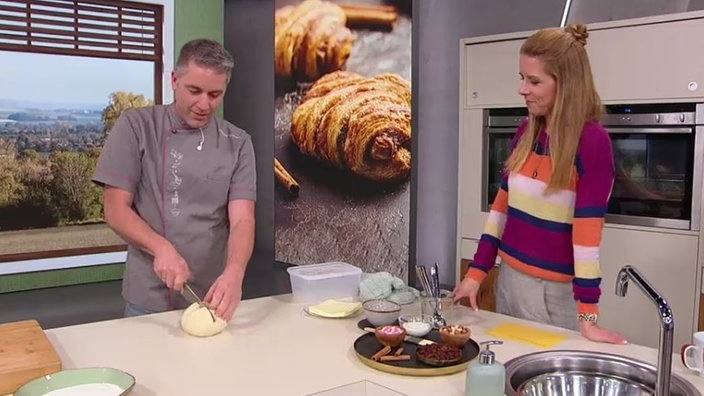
[41,294,704,395]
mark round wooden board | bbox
[353,332,480,377]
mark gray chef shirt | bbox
[92,103,256,311]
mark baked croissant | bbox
[291,71,411,183]
[275,0,355,81]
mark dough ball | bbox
[180,302,227,337]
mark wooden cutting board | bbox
[0,320,62,394]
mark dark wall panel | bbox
[224,0,291,298]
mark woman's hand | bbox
[580,321,628,344]
[452,277,481,310]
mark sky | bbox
[0,50,155,109]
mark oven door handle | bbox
[606,127,693,134]
[486,127,519,134]
[489,127,694,134]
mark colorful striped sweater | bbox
[467,120,615,315]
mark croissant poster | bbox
[273,0,412,279]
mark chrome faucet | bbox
[615,265,674,396]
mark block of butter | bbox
[307,299,362,318]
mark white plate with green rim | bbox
[15,367,135,396]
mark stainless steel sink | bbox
[503,350,701,396]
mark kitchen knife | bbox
[363,327,435,346]
[181,283,216,323]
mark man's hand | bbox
[104,186,190,290]
[580,320,628,344]
[208,199,253,321]
[452,277,481,311]
[152,243,191,291]
[204,269,244,321]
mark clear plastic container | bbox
[287,262,362,302]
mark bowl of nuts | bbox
[438,325,472,347]
[375,325,406,347]
[416,343,463,366]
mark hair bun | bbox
[565,23,588,46]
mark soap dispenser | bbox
[465,340,505,396]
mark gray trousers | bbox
[495,261,579,331]
[124,301,161,317]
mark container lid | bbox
[287,262,362,280]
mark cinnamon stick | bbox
[340,3,398,30]
[380,354,411,362]
[394,347,404,356]
[274,158,300,196]
[371,345,392,361]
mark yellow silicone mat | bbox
[485,322,568,348]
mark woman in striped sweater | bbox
[454,24,627,344]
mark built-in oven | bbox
[482,103,704,231]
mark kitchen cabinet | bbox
[458,109,489,241]
[461,12,704,109]
[587,17,704,102]
[463,37,524,108]
[597,228,699,349]
[699,294,704,330]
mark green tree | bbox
[10,162,56,229]
[0,138,22,207]
[101,91,153,136]
[0,139,53,230]
[48,151,102,223]
[18,149,42,163]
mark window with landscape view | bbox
[0,0,163,261]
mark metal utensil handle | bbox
[433,263,441,297]
[430,264,440,298]
[415,265,446,326]
[415,265,433,297]
[414,265,426,294]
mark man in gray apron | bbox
[92,39,256,322]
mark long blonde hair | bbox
[506,23,603,191]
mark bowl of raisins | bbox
[416,343,463,366]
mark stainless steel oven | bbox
[482,103,704,231]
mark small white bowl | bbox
[398,314,433,337]
[362,299,401,327]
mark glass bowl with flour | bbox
[398,314,433,337]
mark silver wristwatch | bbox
[578,312,598,323]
